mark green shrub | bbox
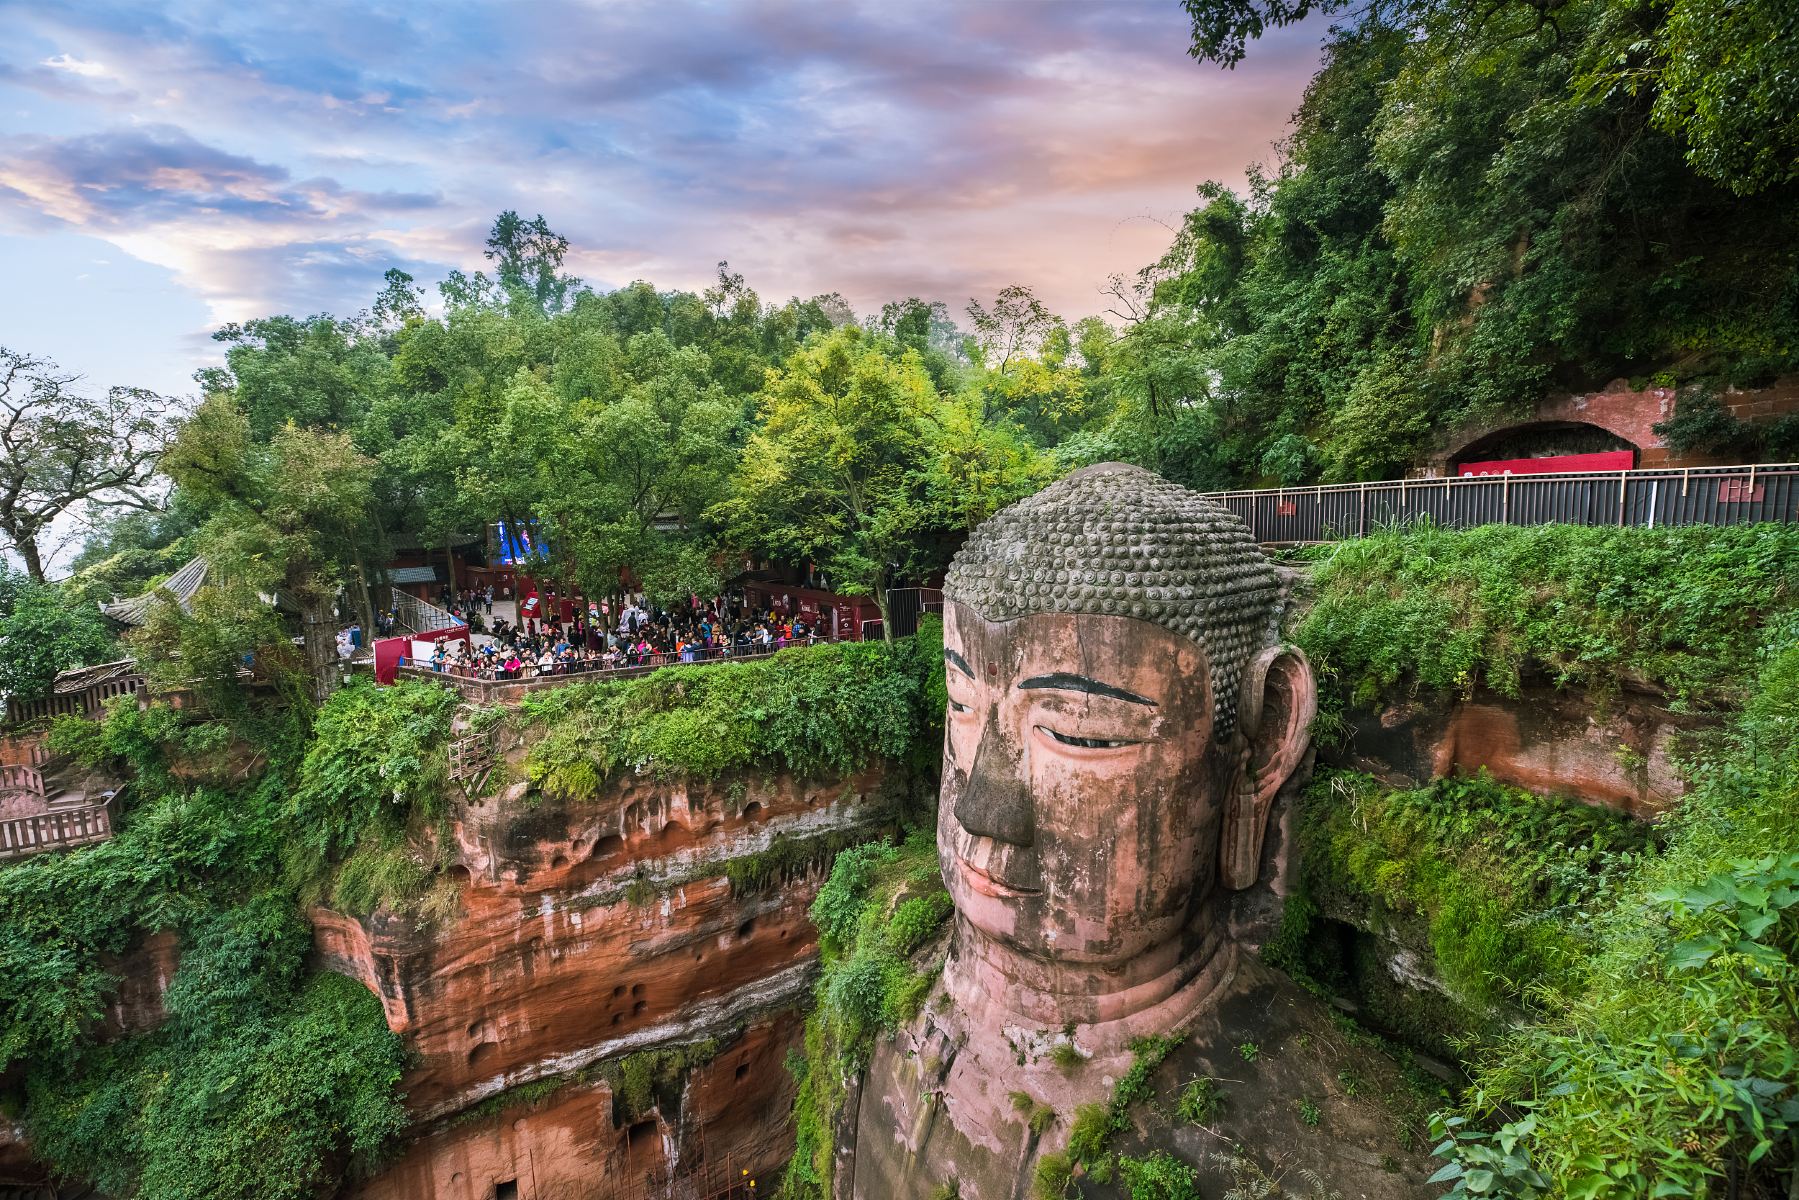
[1032,1151,1075,1200]
[780,830,950,1200]
[521,634,943,797]
[888,892,955,955]
[1065,1102,1113,1163]
[1175,1076,1224,1125]
[1295,523,1799,714]
[1116,1151,1200,1200]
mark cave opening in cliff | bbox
[494,1180,517,1200]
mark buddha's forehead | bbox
[945,603,1211,712]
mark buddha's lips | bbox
[959,857,1041,899]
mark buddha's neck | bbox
[942,918,1233,1053]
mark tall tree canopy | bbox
[0,348,175,582]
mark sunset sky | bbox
[0,1,1324,397]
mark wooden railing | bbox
[1201,462,1799,545]
[0,796,114,860]
[3,672,145,729]
[0,763,44,797]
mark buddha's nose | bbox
[954,722,1034,847]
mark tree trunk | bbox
[873,570,893,644]
[351,554,377,649]
[300,593,339,704]
[17,537,45,584]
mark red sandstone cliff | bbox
[318,762,907,1198]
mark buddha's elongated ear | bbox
[1220,645,1317,890]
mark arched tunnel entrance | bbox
[1451,421,1636,475]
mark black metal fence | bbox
[1201,463,1799,544]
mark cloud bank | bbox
[0,0,1322,351]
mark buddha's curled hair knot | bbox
[943,462,1281,736]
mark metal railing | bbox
[0,796,114,860]
[386,588,466,636]
[1201,463,1799,544]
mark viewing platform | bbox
[0,661,141,861]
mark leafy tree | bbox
[160,396,376,702]
[1183,0,1799,197]
[0,580,115,704]
[0,348,174,582]
[442,211,583,317]
[201,316,388,442]
[714,327,940,638]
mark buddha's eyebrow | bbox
[944,649,975,678]
[1018,673,1156,707]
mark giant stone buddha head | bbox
[938,463,1315,1018]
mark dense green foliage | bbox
[783,831,954,1200]
[522,622,942,797]
[1293,522,1799,714]
[1273,771,1647,1046]
[1433,617,1799,1196]
[289,677,460,916]
[0,579,116,704]
[25,900,407,1200]
[1288,523,1799,1194]
[0,686,469,1195]
[1121,0,1799,485]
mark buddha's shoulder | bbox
[1097,956,1446,1200]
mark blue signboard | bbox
[496,521,549,565]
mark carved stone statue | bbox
[841,464,1438,1200]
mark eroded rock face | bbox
[1339,683,1705,817]
[355,1011,804,1200]
[315,763,905,1197]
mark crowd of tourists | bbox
[418,593,830,681]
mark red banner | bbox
[1458,450,1633,477]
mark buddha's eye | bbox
[947,698,971,714]
[1038,726,1138,750]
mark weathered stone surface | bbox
[350,1011,804,1200]
[1336,682,1706,817]
[312,765,893,1118]
[308,761,900,1200]
[851,954,1435,1200]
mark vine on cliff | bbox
[782,830,953,1200]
